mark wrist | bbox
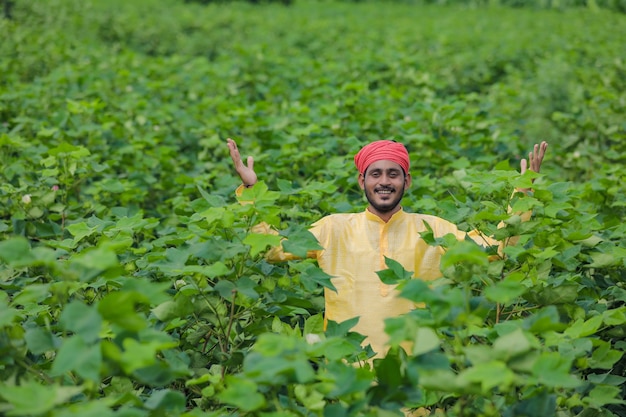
[244,183,256,188]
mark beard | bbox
[364,184,405,214]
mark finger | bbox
[532,142,547,171]
[247,156,254,170]
[520,158,527,174]
[530,148,538,171]
[227,139,242,164]
[539,141,548,159]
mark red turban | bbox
[354,140,410,175]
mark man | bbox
[227,138,548,358]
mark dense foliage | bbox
[1,0,626,416]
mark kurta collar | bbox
[364,207,406,224]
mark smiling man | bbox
[355,140,412,222]
[227,138,548,359]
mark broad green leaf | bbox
[564,315,603,339]
[98,292,147,331]
[485,278,527,305]
[50,400,116,417]
[182,262,231,278]
[66,222,98,243]
[325,317,360,338]
[398,279,442,306]
[582,385,625,408]
[412,327,440,356]
[376,256,413,285]
[144,389,186,412]
[71,245,119,272]
[50,336,102,382]
[531,353,581,388]
[457,361,514,392]
[59,301,102,343]
[441,240,489,270]
[213,280,236,299]
[243,233,282,257]
[307,338,354,361]
[119,339,177,374]
[238,181,280,206]
[602,307,626,326]
[524,283,579,305]
[0,381,82,416]
[0,237,35,267]
[299,263,336,292]
[24,327,57,355]
[218,376,266,411]
[512,391,556,417]
[11,284,51,306]
[493,328,535,359]
[304,314,324,336]
[0,304,22,328]
[196,185,227,207]
[588,341,623,370]
[587,253,616,268]
[281,227,323,259]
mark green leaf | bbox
[0,381,83,416]
[458,360,514,392]
[50,336,102,382]
[588,341,623,370]
[24,327,57,355]
[524,283,579,305]
[196,184,227,207]
[238,181,280,206]
[59,301,102,343]
[98,291,147,331]
[531,353,581,388]
[66,222,98,243]
[281,227,323,259]
[307,338,354,361]
[182,262,231,278]
[376,256,413,285]
[441,240,489,270]
[299,263,336,292]
[0,237,35,267]
[493,328,534,359]
[71,245,119,272]
[325,317,360,338]
[218,376,266,411]
[564,315,603,338]
[144,389,186,412]
[304,314,324,336]
[119,339,177,374]
[412,327,440,356]
[243,233,282,257]
[485,277,527,305]
[214,280,236,299]
[583,385,626,408]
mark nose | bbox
[379,174,392,185]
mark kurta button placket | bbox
[379,220,390,297]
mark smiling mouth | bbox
[375,189,394,196]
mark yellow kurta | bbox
[237,185,502,358]
[306,208,494,357]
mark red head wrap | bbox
[354,140,410,175]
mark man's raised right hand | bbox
[227,138,257,188]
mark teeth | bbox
[377,190,392,194]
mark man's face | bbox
[358,160,411,217]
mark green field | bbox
[1,1,626,416]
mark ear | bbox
[358,173,365,190]
[405,173,412,189]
